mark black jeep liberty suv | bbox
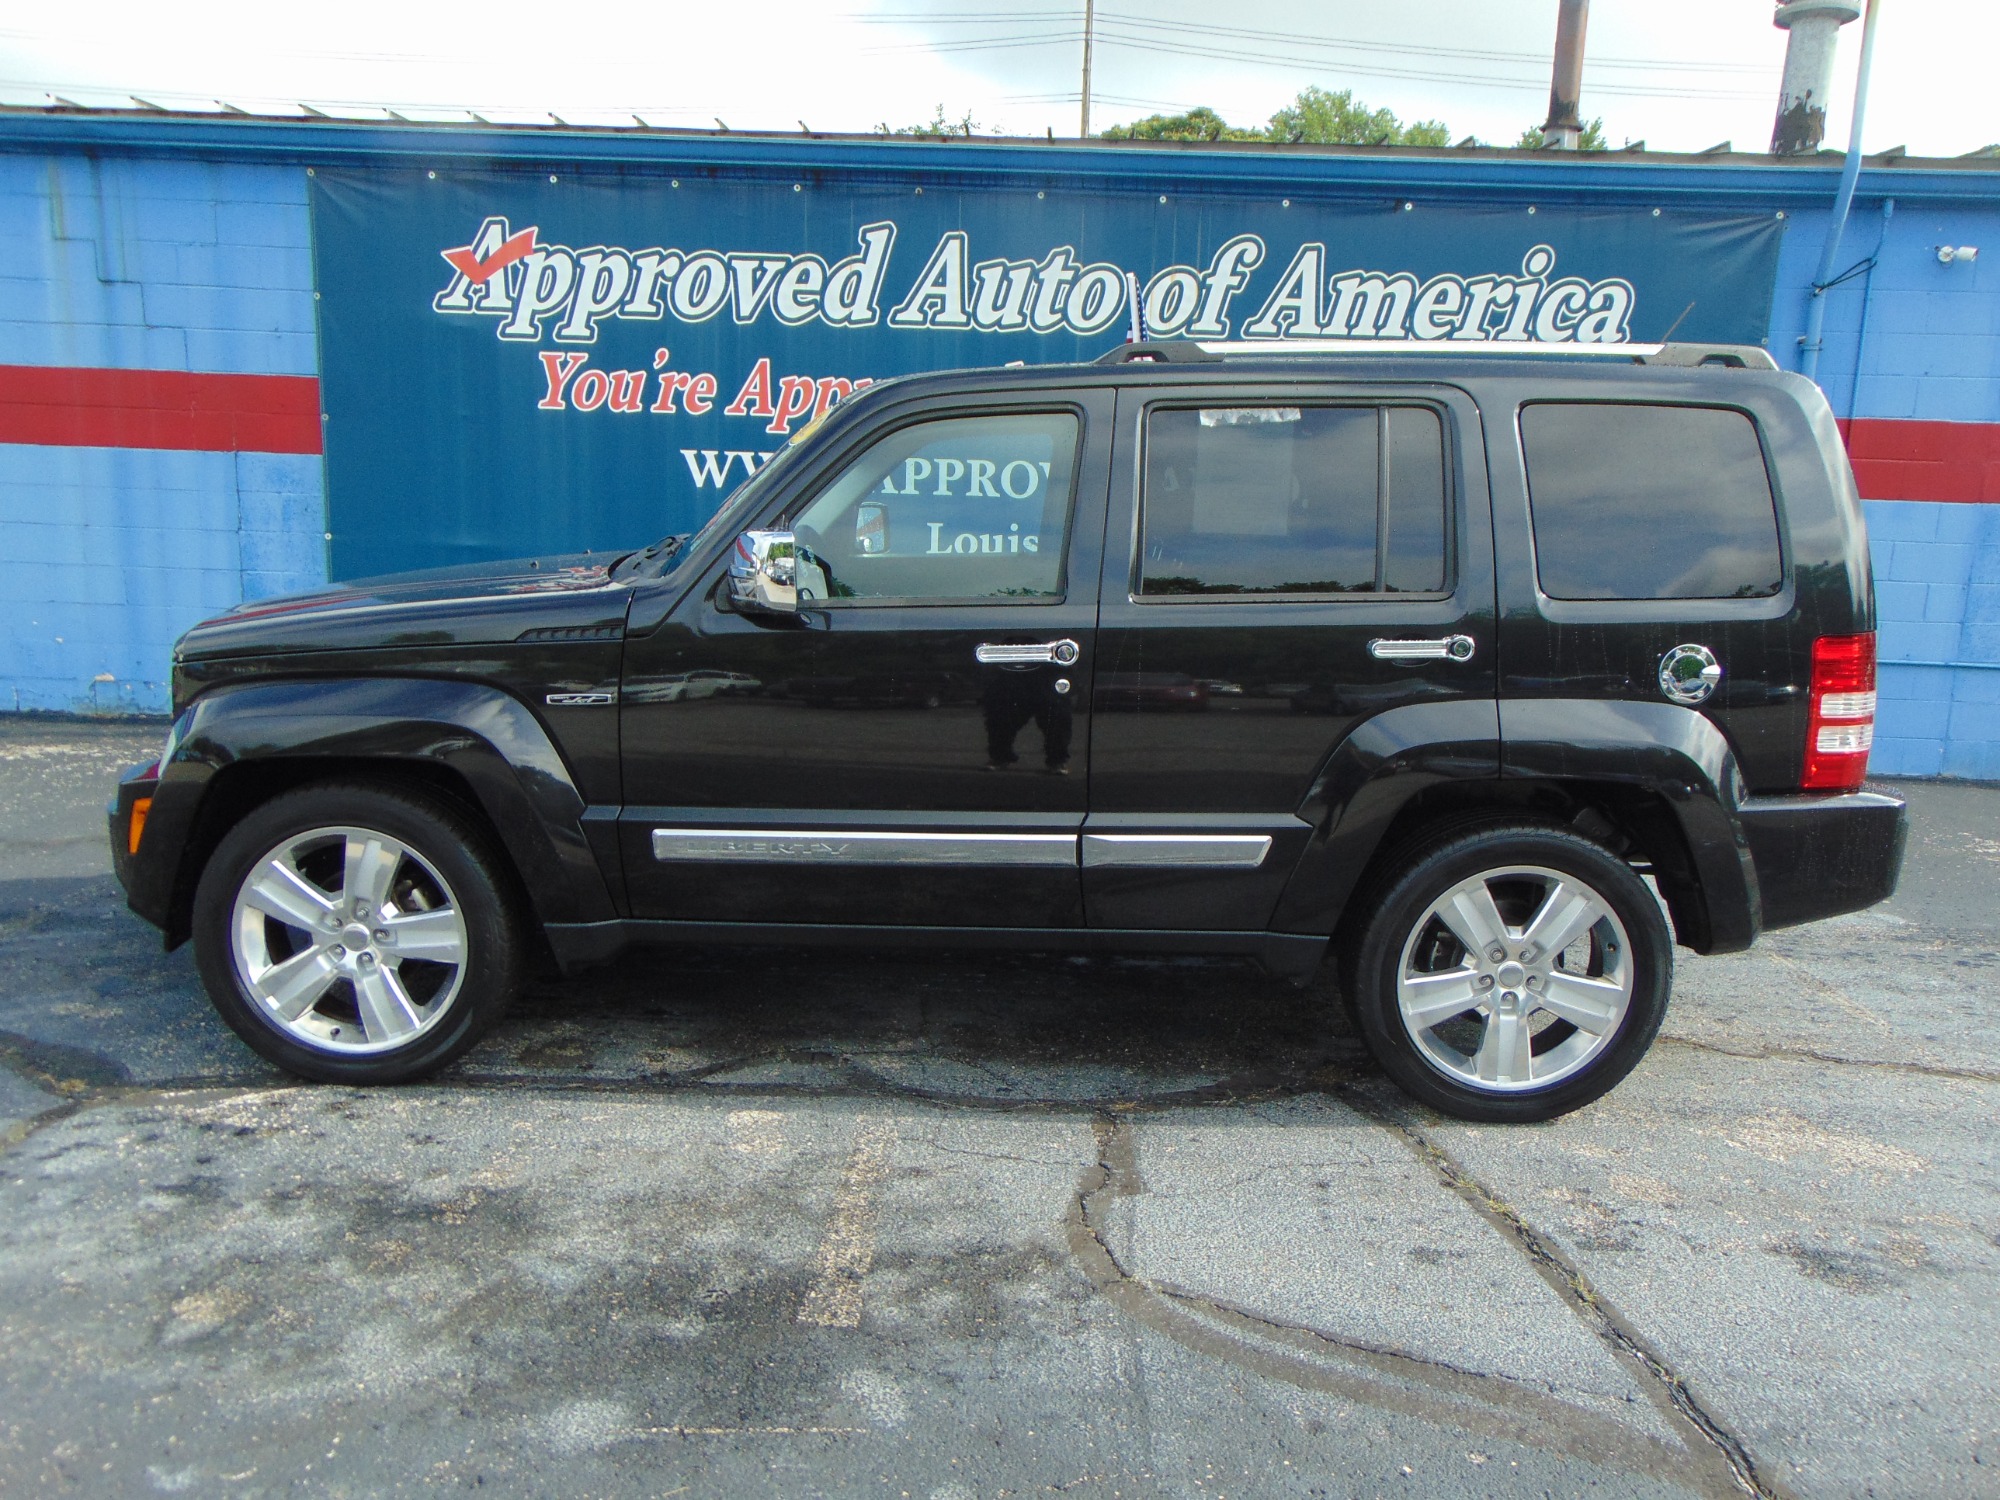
[110,340,1907,1122]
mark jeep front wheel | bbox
[192,783,521,1084]
[1343,826,1671,1123]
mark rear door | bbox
[619,389,1113,929]
[1085,381,1495,932]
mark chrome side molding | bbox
[1081,834,1272,869]
[652,829,1077,867]
[650,828,1276,869]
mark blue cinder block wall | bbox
[1864,502,2000,780]
[1769,197,2000,780]
[0,154,325,714]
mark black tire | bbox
[192,782,522,1084]
[1340,824,1671,1123]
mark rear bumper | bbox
[1738,785,1908,932]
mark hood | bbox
[176,551,634,662]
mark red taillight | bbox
[1803,633,1876,791]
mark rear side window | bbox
[1138,405,1448,597]
[1521,403,1784,601]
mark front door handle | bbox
[976,638,1081,666]
[1369,634,1476,662]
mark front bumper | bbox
[108,759,171,932]
[1738,785,1908,932]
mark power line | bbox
[1096,10,1774,75]
[1005,90,1192,110]
[864,26,1771,100]
[867,31,1085,56]
[855,9,1776,75]
[1089,28,1773,99]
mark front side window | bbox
[1138,405,1448,598]
[788,411,1079,604]
[1521,403,1784,601]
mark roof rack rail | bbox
[1639,342,1778,369]
[1176,338,1778,370]
[1096,341,1224,365]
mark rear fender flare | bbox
[1271,699,1502,934]
[1498,698,1760,954]
[1269,698,1761,956]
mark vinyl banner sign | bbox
[311,167,1783,579]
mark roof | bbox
[2,104,1997,207]
[1100,340,1780,369]
[792,345,1807,419]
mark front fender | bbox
[145,677,616,940]
[1499,698,1760,954]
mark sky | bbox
[0,0,1991,157]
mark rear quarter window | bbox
[1520,403,1784,601]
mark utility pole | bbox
[1539,0,1589,149]
[1079,0,1095,139]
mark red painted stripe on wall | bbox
[0,364,1987,496]
[1841,418,2000,504]
[0,364,321,454]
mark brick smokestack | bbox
[1540,0,1590,149]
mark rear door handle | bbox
[976,638,1081,666]
[1369,634,1476,662]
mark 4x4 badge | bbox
[1658,644,1723,706]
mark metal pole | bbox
[1540,0,1589,149]
[1080,0,1095,138]
[1799,0,1881,382]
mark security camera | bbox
[1938,245,1979,264]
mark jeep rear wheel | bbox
[192,784,521,1084]
[1343,825,1671,1123]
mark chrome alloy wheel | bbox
[228,825,470,1054]
[1395,863,1635,1093]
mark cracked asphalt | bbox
[2,716,1997,1499]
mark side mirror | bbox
[727,530,798,615]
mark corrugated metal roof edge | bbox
[1,107,1996,205]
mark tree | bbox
[879,104,981,138]
[1266,86,1450,147]
[1100,87,1451,148]
[1100,106,1263,143]
[1516,116,1610,150]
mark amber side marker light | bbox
[1802,633,1876,792]
[128,797,152,855]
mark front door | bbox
[619,392,1112,929]
[1085,383,1496,932]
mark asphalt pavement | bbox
[1,715,1995,1499]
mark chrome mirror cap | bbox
[727,530,799,615]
